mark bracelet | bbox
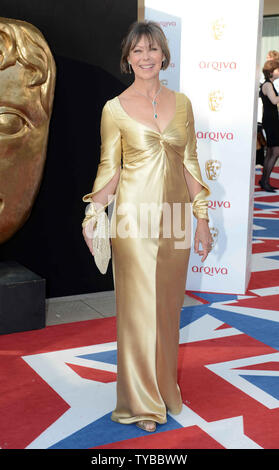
[82,202,99,229]
[192,187,209,220]
[192,200,209,220]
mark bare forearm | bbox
[183,166,203,201]
[91,167,120,208]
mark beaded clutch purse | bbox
[92,209,111,274]
[82,202,111,274]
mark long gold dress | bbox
[83,91,209,425]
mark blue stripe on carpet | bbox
[253,218,279,238]
[192,292,237,303]
[208,308,279,351]
[78,350,117,365]
[254,203,279,210]
[49,412,182,449]
[265,255,279,261]
[239,375,279,400]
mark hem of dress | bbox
[167,403,183,415]
[110,413,167,425]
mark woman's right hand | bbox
[82,219,95,256]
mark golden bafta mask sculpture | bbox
[212,18,225,40]
[208,90,224,112]
[205,159,222,180]
[0,18,56,244]
[209,226,219,249]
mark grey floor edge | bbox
[45,291,202,326]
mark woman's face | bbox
[272,67,279,79]
[127,35,164,80]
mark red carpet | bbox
[0,169,279,449]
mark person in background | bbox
[266,50,279,61]
[266,50,279,93]
[259,59,279,191]
[258,50,279,126]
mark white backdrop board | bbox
[145,0,263,294]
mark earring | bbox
[128,62,132,74]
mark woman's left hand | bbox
[194,219,213,262]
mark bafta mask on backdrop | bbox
[209,226,219,249]
[212,18,225,40]
[0,18,56,244]
[205,159,222,180]
[208,90,224,112]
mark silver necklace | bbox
[133,84,162,119]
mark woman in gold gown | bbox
[82,21,212,433]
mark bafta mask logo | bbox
[209,90,224,112]
[212,18,226,40]
[205,160,222,180]
[209,226,219,249]
[0,18,56,243]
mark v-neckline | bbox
[116,91,177,136]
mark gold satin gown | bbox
[83,91,209,425]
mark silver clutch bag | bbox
[83,201,111,274]
[92,209,111,274]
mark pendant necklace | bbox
[133,84,162,119]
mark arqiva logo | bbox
[199,61,237,71]
[192,266,228,276]
[208,200,231,210]
[159,21,176,27]
[196,131,234,142]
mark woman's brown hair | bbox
[263,59,279,80]
[120,21,170,74]
[267,50,279,61]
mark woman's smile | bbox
[139,64,155,69]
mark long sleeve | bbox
[183,96,210,220]
[82,100,122,207]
